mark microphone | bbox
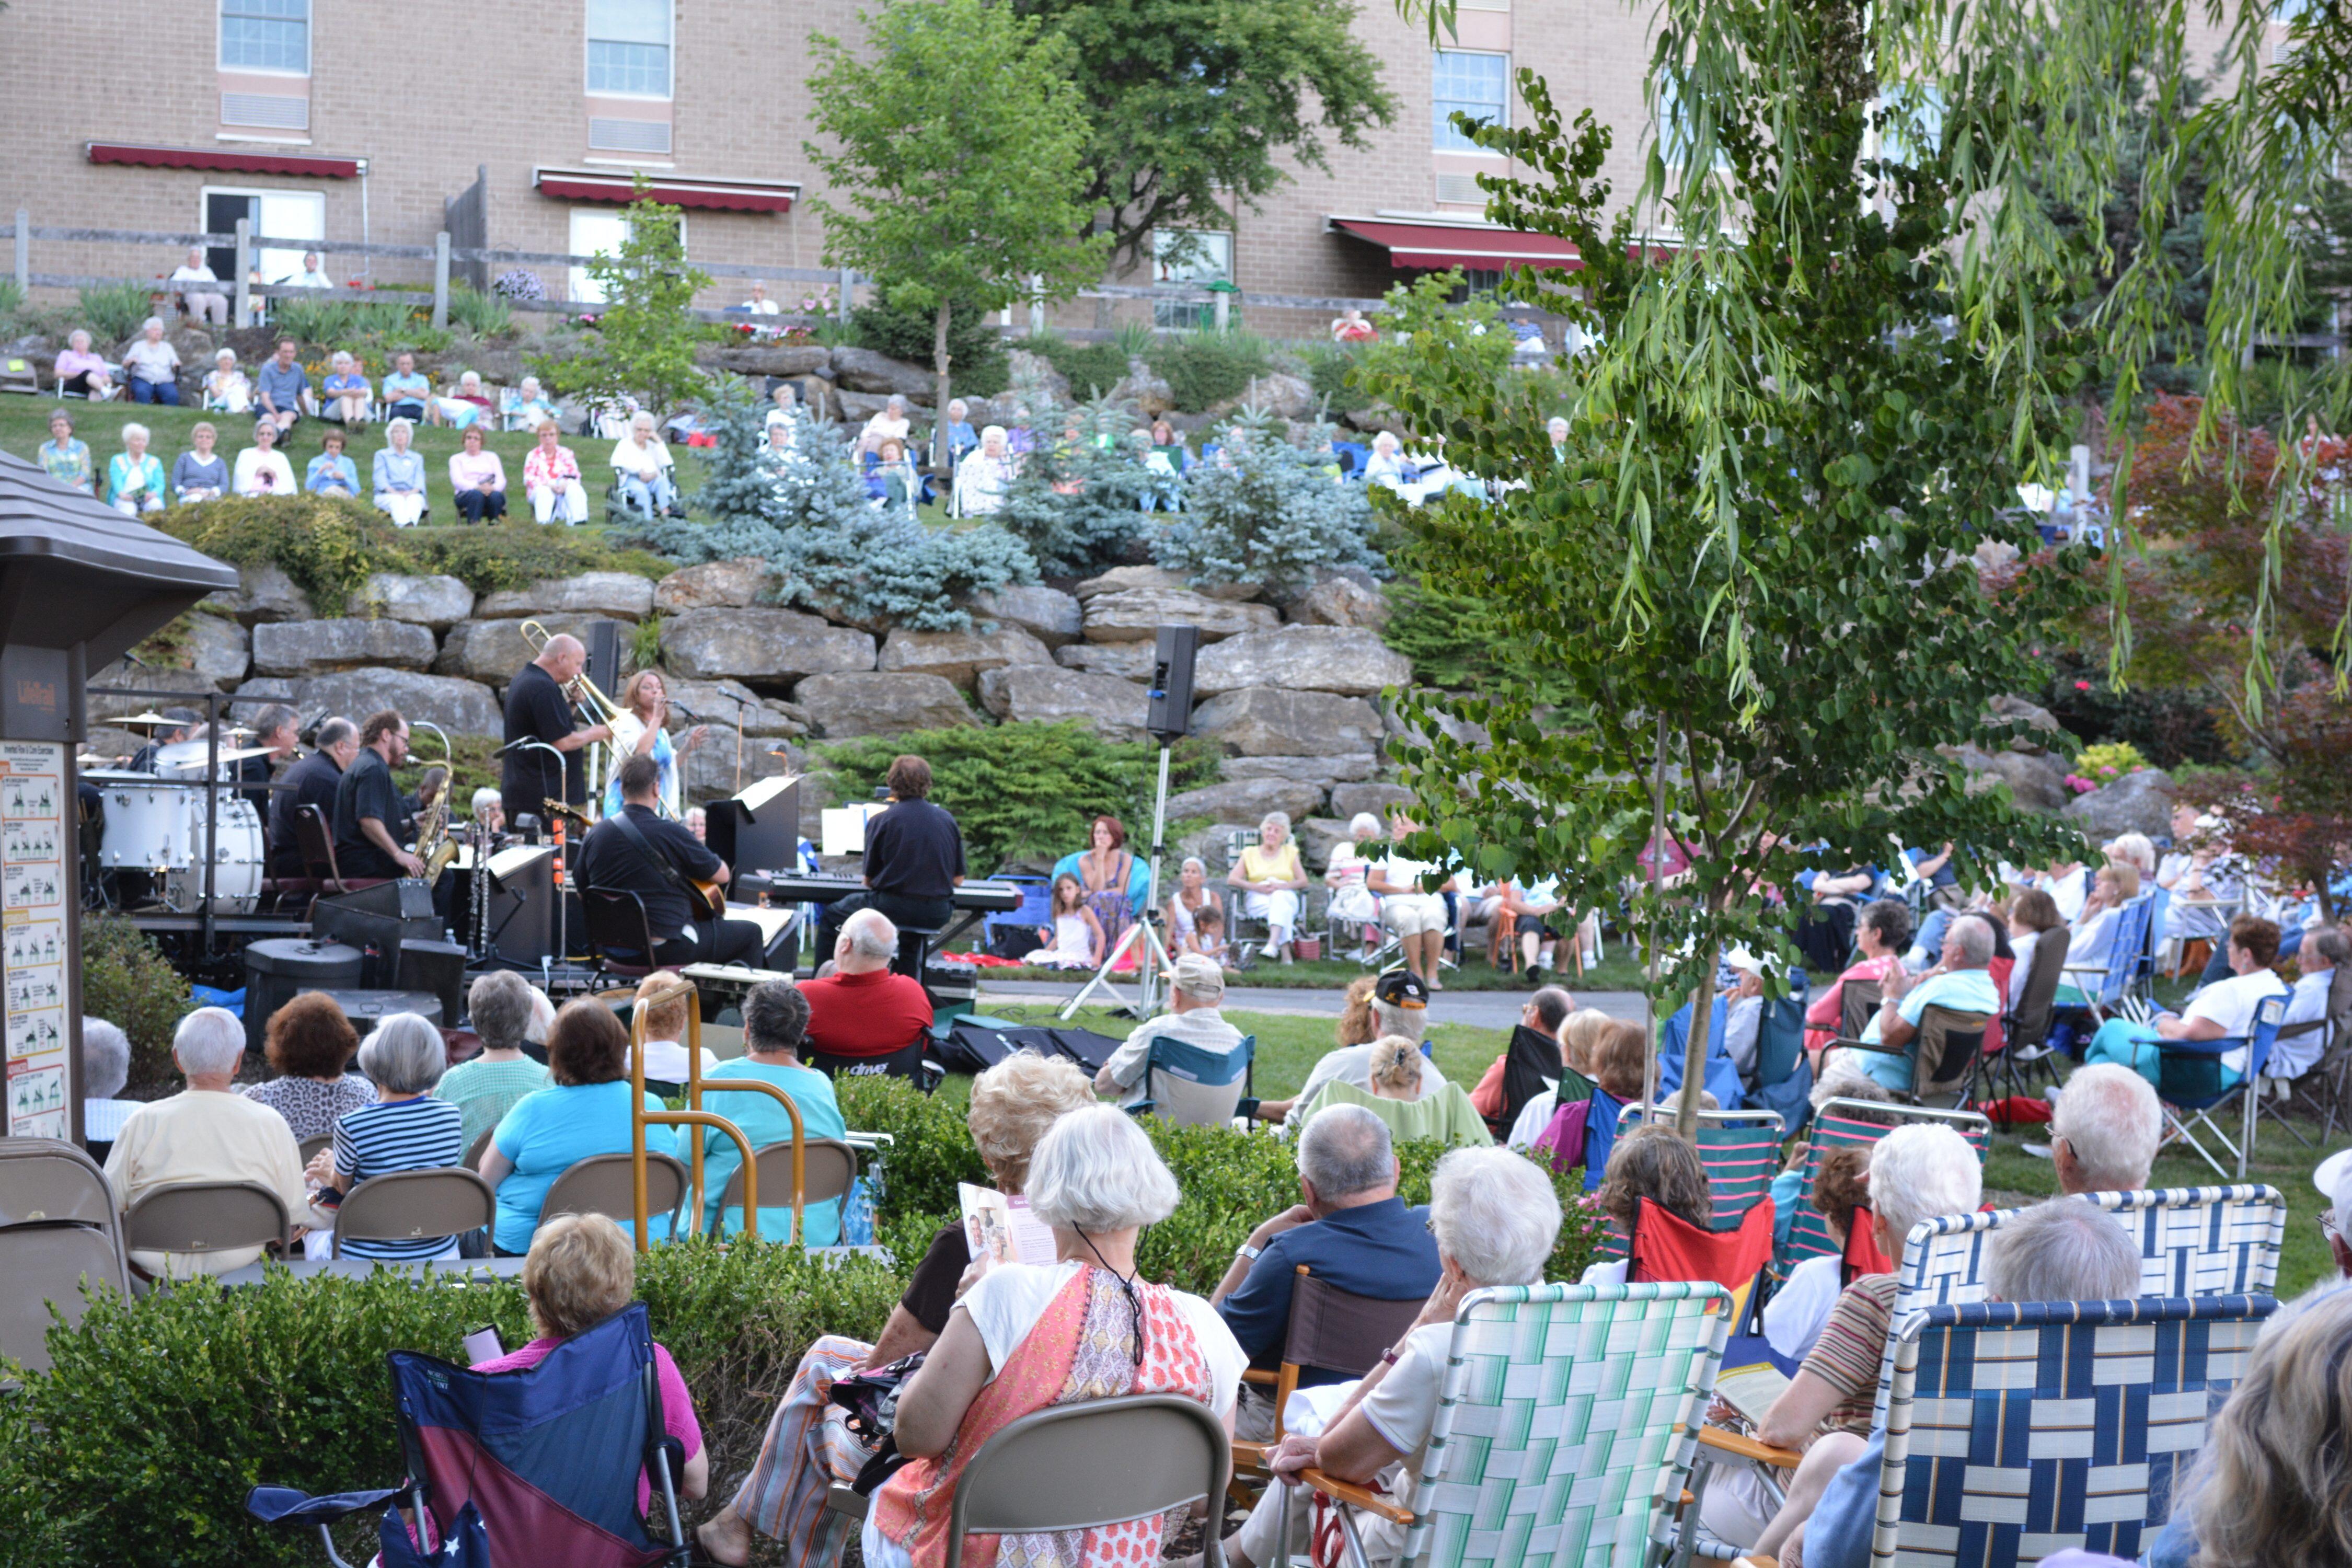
[670,701,701,721]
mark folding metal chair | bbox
[0,1140,128,1375]
[538,1151,689,1239]
[331,1169,496,1261]
[713,1137,858,1245]
[122,1179,293,1279]
[2156,992,2289,1181]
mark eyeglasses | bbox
[2322,1208,2339,1243]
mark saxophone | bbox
[410,767,459,880]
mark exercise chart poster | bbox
[3,741,70,1139]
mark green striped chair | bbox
[1778,1100,1990,1275]
[1615,1105,1785,1229]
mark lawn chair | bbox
[825,1394,1231,1568]
[1230,1265,1425,1491]
[2058,894,2151,1024]
[1830,1004,1993,1108]
[1746,986,1813,1132]
[246,1300,692,1567]
[1278,1281,1733,1568]
[1777,1100,1989,1276]
[1491,1021,1569,1139]
[1868,1294,2276,1565]
[1127,1032,1256,1126]
[1616,1103,1785,1228]
[0,1140,128,1376]
[1630,1195,1778,1363]
[2281,964,2352,1131]
[1988,926,2069,1114]
[2155,991,2289,1181]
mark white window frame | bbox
[1433,50,1511,153]
[1652,67,1730,172]
[201,186,325,287]
[585,0,675,101]
[570,206,685,303]
[1152,229,1233,329]
[217,0,311,77]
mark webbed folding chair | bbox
[1776,1101,1989,1276]
[1276,1281,1733,1568]
[246,1301,691,1568]
[1616,1103,1786,1228]
[2058,895,2151,1024]
[1230,1265,1426,1494]
[1867,1294,2275,1565]
[1127,1032,1256,1126]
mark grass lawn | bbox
[0,395,710,529]
[977,951,1656,994]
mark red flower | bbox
[2073,679,2092,691]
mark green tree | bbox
[532,181,711,417]
[804,0,1107,463]
[1155,402,1379,593]
[1014,0,1394,269]
[1373,29,2099,1132]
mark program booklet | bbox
[1713,1362,1792,1427]
[960,1183,1057,1269]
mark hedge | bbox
[1,1080,1605,1564]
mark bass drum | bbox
[96,778,194,869]
[161,795,266,913]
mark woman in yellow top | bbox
[1227,811,1310,963]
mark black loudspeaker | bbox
[584,620,622,703]
[397,939,469,1030]
[310,881,443,988]
[1146,624,1200,741]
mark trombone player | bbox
[502,633,610,821]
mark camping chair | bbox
[331,1169,497,1261]
[1229,1265,1426,1491]
[1828,1003,1992,1108]
[538,1151,689,1239]
[0,1140,128,1376]
[1277,1281,1732,1568]
[1777,1100,1989,1275]
[823,1393,1231,1568]
[1988,926,2069,1113]
[1746,985,1813,1131]
[247,1300,692,1568]
[2058,895,2151,1024]
[581,887,672,979]
[1894,1184,2285,1316]
[1866,1294,2276,1565]
[713,1137,858,1246]
[1616,1104,1785,1228]
[2157,991,2289,1181]
[1490,1021,1566,1139]
[295,804,388,895]
[122,1179,292,1277]
[1629,1195,1777,1362]
[1127,1033,1256,1126]
[2282,965,2352,1131]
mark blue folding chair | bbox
[1871,1294,2277,1565]
[1126,1032,1256,1126]
[2058,894,2151,1023]
[247,1302,689,1568]
[2158,991,2289,1181]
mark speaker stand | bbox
[1062,739,1176,1021]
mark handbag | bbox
[828,1351,927,1495]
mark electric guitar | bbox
[546,798,726,920]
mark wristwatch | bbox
[1236,1243,1264,1262]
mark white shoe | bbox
[1259,940,1279,958]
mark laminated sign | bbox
[2,741,70,1137]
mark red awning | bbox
[86,142,359,179]
[1329,216,1583,271]
[534,168,798,213]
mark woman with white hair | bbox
[317,350,367,425]
[372,417,430,525]
[1698,1121,1982,1550]
[435,970,549,1155]
[610,409,681,518]
[953,424,1015,515]
[1324,811,1386,960]
[101,1007,309,1277]
[1229,811,1309,963]
[231,418,296,497]
[303,1012,465,1260]
[858,393,912,458]
[862,1105,1247,1568]
[432,368,494,430]
[106,423,166,514]
[1362,429,1411,489]
[80,1017,137,1162]
[54,328,116,400]
[1167,855,1225,958]
[204,349,252,414]
[505,374,558,431]
[122,317,182,405]
[1221,1145,1563,1568]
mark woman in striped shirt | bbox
[307,1012,466,1262]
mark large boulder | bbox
[654,558,770,613]
[1006,349,1071,405]
[1111,358,1174,417]
[1165,777,1328,824]
[682,735,805,805]
[436,615,638,686]
[1988,693,2068,754]
[829,347,937,400]
[1950,743,2073,814]
[475,571,657,621]
[662,608,877,685]
[878,626,1054,691]
[1229,372,1315,421]
[2061,767,2176,841]
[1083,589,1280,643]
[1223,754,1381,785]
[705,343,833,378]
[1193,626,1410,698]
[971,584,1083,648]
[1191,687,1385,757]
[209,562,314,625]
[349,572,474,630]
[1290,573,1391,631]
[665,677,810,738]
[182,612,251,688]
[1053,642,1158,681]
[1331,780,1413,822]
[793,672,977,737]
[251,618,437,677]
[233,668,503,737]
[975,666,1149,740]
[86,662,221,722]
[1073,565,1261,604]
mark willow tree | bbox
[1369,1,2105,1131]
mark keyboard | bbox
[744,874,1024,914]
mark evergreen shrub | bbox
[78,915,192,1094]
[1146,330,1275,411]
[852,293,1010,400]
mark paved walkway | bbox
[976,978,1647,1030]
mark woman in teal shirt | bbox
[304,426,361,496]
[39,409,93,493]
[698,980,848,1244]
[107,423,167,514]
[479,1000,676,1254]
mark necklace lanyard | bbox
[1078,1230,1146,1367]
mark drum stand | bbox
[1062,739,1177,1021]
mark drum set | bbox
[84,712,272,915]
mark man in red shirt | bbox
[802,907,933,1064]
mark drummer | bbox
[236,705,301,818]
[129,709,200,774]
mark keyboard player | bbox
[813,753,964,960]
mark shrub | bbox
[992,393,1152,575]
[1146,330,1275,412]
[814,721,1218,875]
[78,915,191,1095]
[852,291,1009,401]
[1021,332,1128,400]
[1155,403,1380,594]
[266,294,355,348]
[444,284,513,338]
[1300,341,1366,406]
[75,281,154,345]
[2071,740,2148,785]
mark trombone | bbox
[517,618,639,815]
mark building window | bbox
[1433,51,1508,151]
[587,0,673,98]
[219,0,309,75]
[1653,68,1727,171]
[570,207,682,302]
[1153,230,1232,330]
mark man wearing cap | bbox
[1273,970,1448,1127]
[1094,955,1246,1108]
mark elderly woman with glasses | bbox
[1229,811,1309,963]
[610,409,681,518]
[302,1012,465,1261]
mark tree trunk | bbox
[933,300,953,472]
[1677,933,1721,1139]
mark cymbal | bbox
[114,710,176,729]
[221,725,257,739]
[212,746,278,762]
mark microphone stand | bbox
[514,740,570,970]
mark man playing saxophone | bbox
[502,633,610,821]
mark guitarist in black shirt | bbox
[578,754,768,966]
